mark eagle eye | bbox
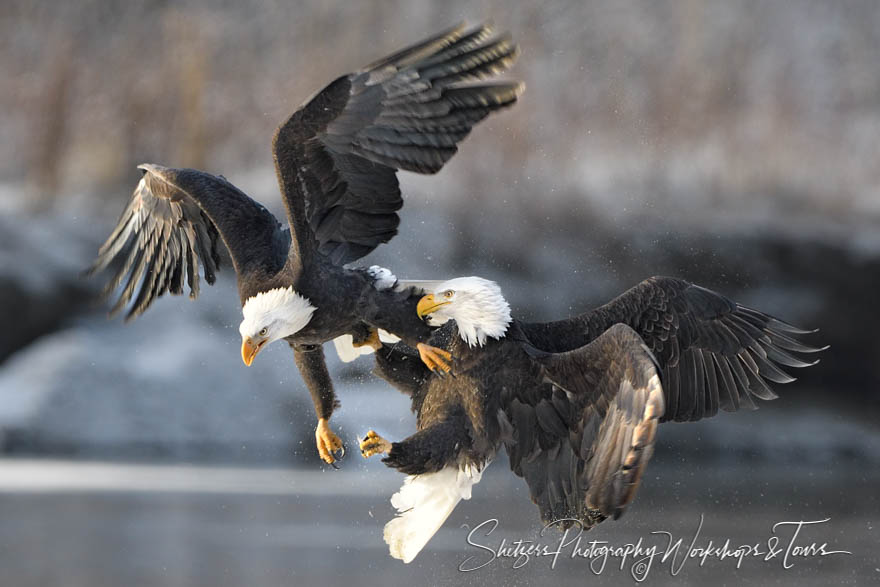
[259,327,268,337]
[442,290,454,299]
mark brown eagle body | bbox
[375,319,663,526]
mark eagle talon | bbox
[360,429,392,458]
[417,343,454,376]
[316,418,344,465]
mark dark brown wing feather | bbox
[503,324,664,527]
[273,22,523,265]
[519,276,825,423]
[87,164,288,319]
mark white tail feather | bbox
[383,465,485,563]
[367,265,398,290]
[378,330,400,344]
[332,330,401,363]
[332,335,369,363]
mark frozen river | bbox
[0,458,875,587]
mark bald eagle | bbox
[87,23,523,464]
[360,276,824,563]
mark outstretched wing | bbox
[87,164,289,319]
[502,324,664,527]
[519,276,825,422]
[273,22,523,265]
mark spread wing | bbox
[87,164,289,319]
[272,22,523,265]
[519,276,825,423]
[502,324,664,527]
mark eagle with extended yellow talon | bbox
[363,276,824,563]
[87,23,523,466]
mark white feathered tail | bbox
[384,464,485,563]
[332,331,400,362]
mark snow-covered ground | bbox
[0,268,417,463]
[1,165,878,466]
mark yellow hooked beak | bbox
[241,336,267,366]
[416,293,451,319]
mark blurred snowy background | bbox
[0,1,878,585]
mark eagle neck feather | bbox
[438,277,512,348]
[240,286,316,338]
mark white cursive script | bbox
[459,515,852,581]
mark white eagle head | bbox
[239,287,316,366]
[416,277,512,348]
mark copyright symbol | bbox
[633,561,649,578]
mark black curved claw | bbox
[326,445,345,468]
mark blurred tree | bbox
[28,35,73,212]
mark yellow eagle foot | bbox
[315,418,345,467]
[417,343,453,377]
[360,430,392,458]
